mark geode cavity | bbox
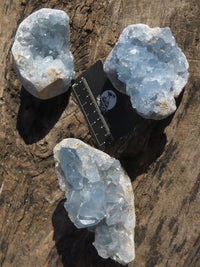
[12,8,74,99]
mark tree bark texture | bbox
[0,0,200,267]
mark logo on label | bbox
[100,90,117,113]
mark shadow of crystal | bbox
[16,87,71,144]
[119,89,185,181]
[52,200,124,267]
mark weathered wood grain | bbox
[0,0,200,266]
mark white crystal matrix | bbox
[53,139,135,265]
[12,8,74,99]
[104,24,189,119]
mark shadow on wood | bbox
[17,87,71,144]
[119,118,168,181]
[119,89,184,180]
[52,200,123,267]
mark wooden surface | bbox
[0,0,200,266]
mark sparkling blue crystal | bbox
[54,139,135,265]
[12,8,74,99]
[104,24,189,119]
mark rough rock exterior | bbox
[12,8,74,99]
[104,24,189,120]
[53,138,135,265]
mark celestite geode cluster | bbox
[12,8,74,99]
[53,139,135,265]
[104,24,189,119]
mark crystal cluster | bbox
[53,138,135,265]
[104,24,189,119]
[12,8,74,99]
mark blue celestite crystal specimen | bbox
[12,8,74,99]
[53,138,135,265]
[104,24,189,119]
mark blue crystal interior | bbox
[28,24,69,59]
